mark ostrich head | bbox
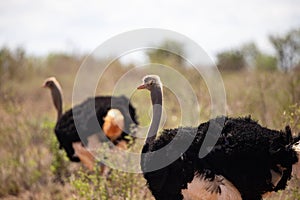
[43,77,63,121]
[137,75,162,91]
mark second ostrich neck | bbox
[51,85,63,121]
[146,87,163,145]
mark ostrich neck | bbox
[146,87,163,145]
[51,85,63,121]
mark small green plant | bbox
[70,166,150,200]
[70,142,151,200]
[42,119,70,184]
[291,186,300,200]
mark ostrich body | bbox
[138,75,299,200]
[43,77,138,170]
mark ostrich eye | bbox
[149,81,154,85]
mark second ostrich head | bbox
[137,75,163,147]
[43,77,63,121]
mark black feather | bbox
[142,116,299,200]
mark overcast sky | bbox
[0,0,299,59]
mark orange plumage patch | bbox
[103,109,124,141]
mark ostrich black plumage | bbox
[43,77,138,169]
[138,75,300,200]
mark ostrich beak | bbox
[137,84,146,89]
[42,83,47,88]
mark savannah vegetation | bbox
[0,28,300,199]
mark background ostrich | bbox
[138,75,300,200]
[43,77,138,170]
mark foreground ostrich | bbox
[138,75,300,200]
[43,77,138,170]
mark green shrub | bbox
[71,167,150,200]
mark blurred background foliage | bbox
[0,27,300,199]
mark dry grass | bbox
[0,51,300,199]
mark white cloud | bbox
[0,0,299,57]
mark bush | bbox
[70,143,151,199]
[71,167,151,200]
[0,89,51,197]
[217,50,246,71]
